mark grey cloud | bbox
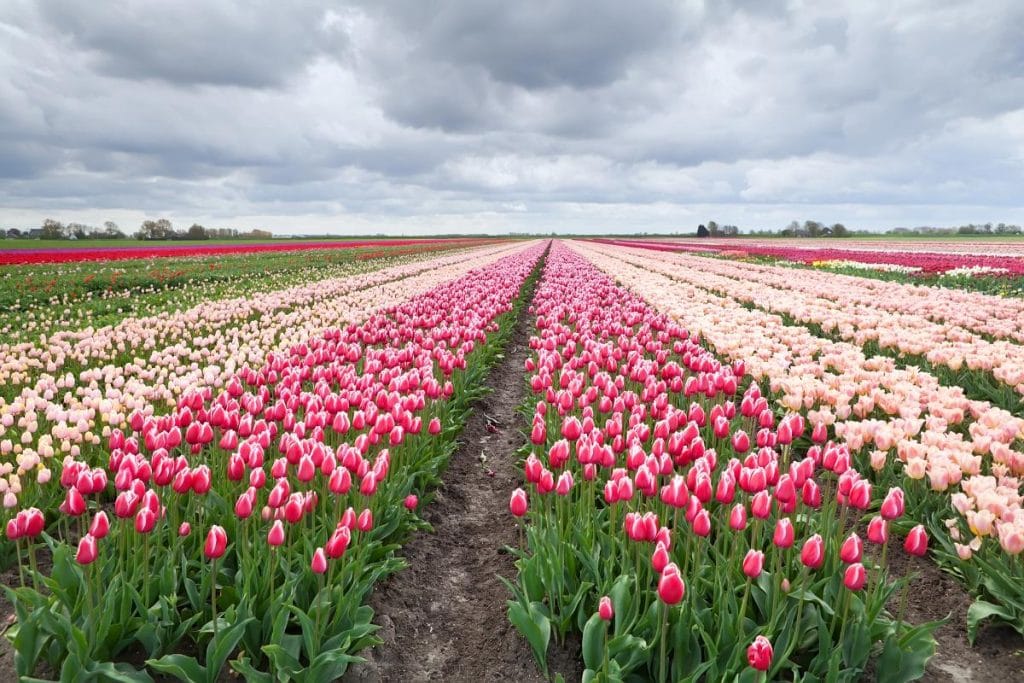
[1,0,1023,233]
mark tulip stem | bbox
[142,533,150,608]
[211,557,218,642]
[738,578,751,634]
[27,540,39,593]
[658,601,669,683]
[14,538,24,588]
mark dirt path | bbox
[884,547,1023,682]
[345,265,580,683]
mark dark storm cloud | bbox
[1,0,1023,233]
[36,1,347,88]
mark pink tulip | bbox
[204,526,227,559]
[844,562,867,591]
[742,549,765,579]
[404,494,419,511]
[89,511,110,539]
[840,533,863,563]
[867,516,888,545]
[657,563,686,605]
[509,488,529,517]
[267,520,286,547]
[747,635,773,671]
[311,547,328,574]
[880,487,905,521]
[76,534,99,565]
[800,534,824,570]
[598,595,614,621]
[904,525,929,557]
[773,518,794,549]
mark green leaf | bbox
[308,649,361,681]
[877,624,938,683]
[146,654,206,682]
[205,616,254,682]
[966,600,1016,645]
[581,612,605,671]
[508,600,551,675]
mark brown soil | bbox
[344,276,581,683]
[883,547,1023,682]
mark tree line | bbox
[3,219,273,241]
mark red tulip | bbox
[773,518,794,549]
[204,525,227,559]
[63,486,87,517]
[742,549,765,579]
[880,487,905,521]
[747,635,773,671]
[598,596,614,621]
[311,547,328,574]
[657,563,686,605]
[134,508,156,534]
[5,519,20,540]
[428,417,442,435]
[867,516,888,545]
[800,534,824,570]
[179,522,192,537]
[729,503,748,531]
[404,494,419,511]
[692,509,711,537]
[267,520,286,546]
[651,541,670,573]
[297,455,316,483]
[75,534,98,565]
[844,562,867,591]
[357,508,374,532]
[904,525,929,557]
[840,533,863,563]
[811,422,828,444]
[849,480,871,510]
[24,508,45,537]
[89,511,110,539]
[509,488,529,517]
[751,491,772,519]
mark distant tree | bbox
[696,224,710,237]
[831,223,849,237]
[68,222,93,239]
[41,218,67,239]
[6,228,22,238]
[137,218,175,240]
[100,221,125,239]
[707,220,720,237]
[186,223,208,240]
[781,220,800,237]
[804,220,824,237]
[721,224,739,236]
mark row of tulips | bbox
[591,238,1024,275]
[505,243,939,682]
[3,241,483,344]
[597,243,1024,399]
[0,242,528,514]
[573,240,1024,641]
[4,241,545,680]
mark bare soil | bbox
[344,281,580,683]
[884,547,1023,682]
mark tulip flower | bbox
[867,516,888,545]
[178,522,191,537]
[404,494,419,511]
[729,503,748,531]
[904,525,929,557]
[204,525,227,559]
[844,562,867,591]
[880,487,905,520]
[747,635,773,671]
[773,518,794,549]
[840,533,863,563]
[742,549,765,579]
[75,534,98,565]
[651,541,670,573]
[311,547,328,574]
[268,520,286,547]
[800,534,825,570]
[657,563,685,605]
[89,511,110,539]
[509,488,528,517]
[357,508,374,532]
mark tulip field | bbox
[0,237,1022,681]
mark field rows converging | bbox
[1,237,1022,682]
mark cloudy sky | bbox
[1,1,1023,235]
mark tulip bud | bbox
[651,541,670,573]
[179,521,192,537]
[404,494,419,511]
[509,488,528,517]
[729,503,748,531]
[598,595,614,621]
[357,508,374,532]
